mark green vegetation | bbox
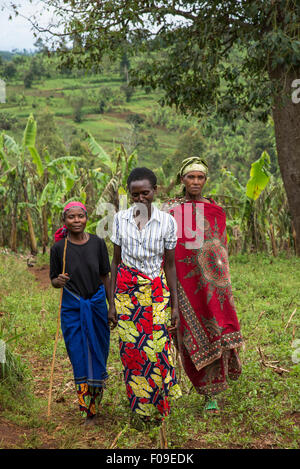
[0,251,299,449]
[24,0,299,254]
[0,50,277,178]
[0,51,294,257]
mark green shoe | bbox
[204,397,220,414]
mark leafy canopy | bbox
[23,0,300,122]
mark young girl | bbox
[50,201,111,425]
[108,168,181,424]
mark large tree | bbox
[11,0,300,253]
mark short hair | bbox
[127,167,157,189]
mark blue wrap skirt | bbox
[60,284,110,387]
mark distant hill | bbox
[0,50,34,61]
[0,51,14,61]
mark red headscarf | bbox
[54,201,87,242]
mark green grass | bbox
[0,251,299,448]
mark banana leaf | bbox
[28,146,44,178]
[246,151,271,201]
[3,134,20,156]
[46,156,82,168]
[23,114,37,149]
[87,133,114,170]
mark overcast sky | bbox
[0,1,55,51]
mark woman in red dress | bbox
[165,157,243,413]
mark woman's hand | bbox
[169,306,180,334]
[108,303,118,329]
[52,273,70,288]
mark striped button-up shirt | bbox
[110,204,177,279]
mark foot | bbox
[130,414,148,431]
[84,415,96,426]
[130,414,161,431]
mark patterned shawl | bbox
[166,198,243,373]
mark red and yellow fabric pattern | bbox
[115,263,181,419]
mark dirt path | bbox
[29,264,51,290]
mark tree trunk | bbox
[23,181,38,255]
[26,207,38,255]
[270,65,300,256]
[41,205,48,254]
[269,223,278,257]
[10,212,17,252]
[10,198,18,252]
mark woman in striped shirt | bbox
[109,167,181,425]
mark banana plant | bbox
[155,166,177,201]
[0,114,82,253]
[218,151,271,254]
[0,120,38,254]
[32,150,83,252]
[87,133,138,210]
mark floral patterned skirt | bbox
[76,383,104,418]
[115,263,181,419]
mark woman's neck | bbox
[185,193,204,201]
[184,193,211,203]
[133,203,152,230]
[67,231,88,244]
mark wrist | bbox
[52,278,60,288]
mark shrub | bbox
[24,71,34,89]
[68,96,85,123]
[0,112,17,130]
[120,83,135,102]
[126,113,145,127]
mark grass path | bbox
[0,251,299,449]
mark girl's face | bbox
[64,207,87,233]
[128,179,157,208]
[181,171,206,197]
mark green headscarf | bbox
[176,157,208,185]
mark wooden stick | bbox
[159,420,168,449]
[284,308,297,331]
[252,310,266,332]
[110,426,127,449]
[47,237,67,418]
[257,346,290,374]
[291,325,296,345]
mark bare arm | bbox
[99,273,112,306]
[163,248,180,332]
[108,243,121,328]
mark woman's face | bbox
[128,179,156,209]
[64,207,87,233]
[181,171,206,197]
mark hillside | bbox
[0,52,278,184]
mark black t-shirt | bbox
[50,234,110,299]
